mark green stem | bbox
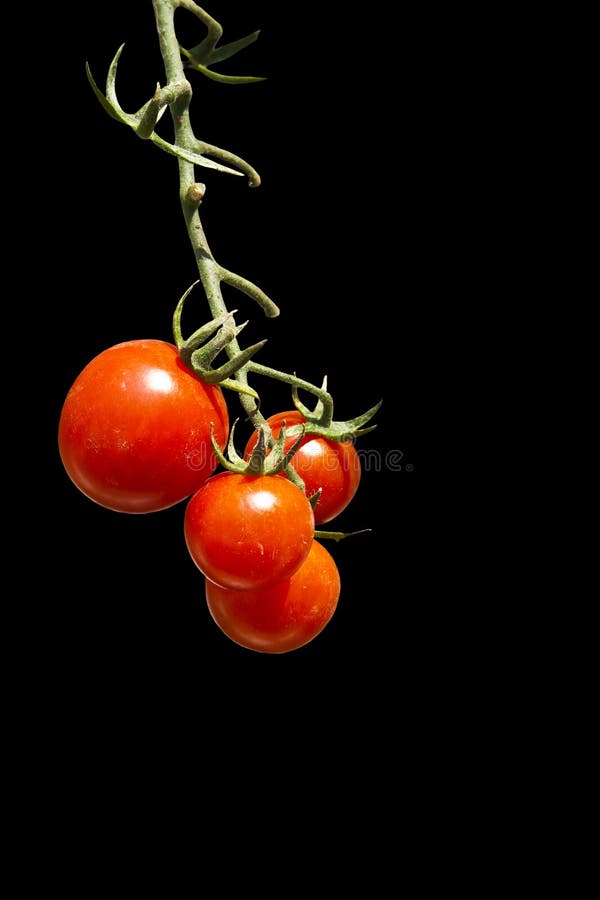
[152,1,334,432]
[152,0,263,427]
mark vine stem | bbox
[152,0,264,428]
[151,0,339,444]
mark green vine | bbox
[86,0,380,473]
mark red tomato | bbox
[184,472,315,591]
[58,339,229,513]
[205,540,340,653]
[244,410,361,524]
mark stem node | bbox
[186,183,206,207]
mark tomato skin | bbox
[205,540,340,653]
[184,472,315,591]
[244,410,361,524]
[58,339,229,513]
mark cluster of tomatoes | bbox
[58,338,363,653]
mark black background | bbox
[10,1,537,867]
[33,1,447,732]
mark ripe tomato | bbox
[244,410,361,524]
[58,339,229,513]
[184,472,315,591]
[205,540,340,653]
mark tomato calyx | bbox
[209,419,308,483]
[244,422,306,477]
[288,379,382,442]
[173,280,261,399]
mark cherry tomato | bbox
[184,472,315,591]
[205,540,340,653]
[244,410,361,524]
[58,339,229,513]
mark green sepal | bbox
[247,422,307,476]
[188,318,247,369]
[174,280,243,369]
[181,48,266,84]
[219,379,259,400]
[308,488,322,511]
[209,421,247,474]
[192,339,267,384]
[281,463,306,494]
[151,133,243,176]
[246,425,271,475]
[85,60,125,123]
[180,29,266,83]
[189,30,261,65]
[277,424,307,472]
[314,529,373,542]
[211,420,271,475]
[86,45,246,177]
[217,421,309,478]
[289,384,383,442]
[173,282,259,399]
[173,281,236,352]
[292,376,329,421]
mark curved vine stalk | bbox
[87,0,380,447]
